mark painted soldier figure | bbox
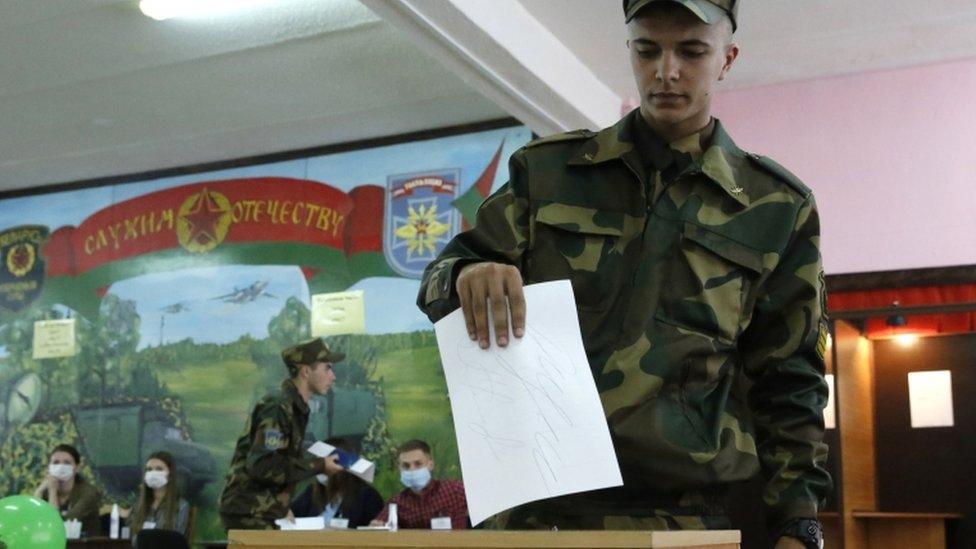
[418,2,830,548]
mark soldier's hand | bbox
[370,519,385,526]
[456,262,526,349]
[285,510,296,524]
[323,454,344,476]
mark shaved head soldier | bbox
[219,338,346,530]
[418,2,830,548]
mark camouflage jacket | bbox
[418,111,832,529]
[219,379,324,522]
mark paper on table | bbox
[434,280,622,525]
[274,516,325,530]
[307,441,376,483]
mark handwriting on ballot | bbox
[434,280,622,525]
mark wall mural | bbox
[0,124,531,540]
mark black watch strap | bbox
[776,518,823,549]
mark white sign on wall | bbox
[311,290,366,337]
[824,374,836,430]
[32,319,76,359]
[907,370,954,428]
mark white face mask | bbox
[315,474,329,486]
[144,471,168,489]
[49,463,74,481]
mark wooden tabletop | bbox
[227,529,741,548]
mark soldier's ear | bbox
[718,43,739,81]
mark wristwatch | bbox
[777,518,823,549]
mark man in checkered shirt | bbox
[371,439,469,529]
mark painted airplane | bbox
[159,302,190,314]
[211,280,276,304]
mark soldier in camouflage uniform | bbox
[418,1,830,547]
[219,338,346,530]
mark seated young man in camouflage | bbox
[219,338,346,530]
[418,2,830,548]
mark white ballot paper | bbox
[275,516,325,530]
[307,441,376,483]
[434,280,622,525]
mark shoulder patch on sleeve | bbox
[746,153,812,197]
[263,428,287,451]
[523,129,594,149]
[815,321,829,361]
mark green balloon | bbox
[0,495,67,549]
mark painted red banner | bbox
[44,178,384,277]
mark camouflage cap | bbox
[281,338,344,375]
[623,0,738,32]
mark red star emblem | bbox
[415,219,429,237]
[182,189,228,245]
[10,245,31,270]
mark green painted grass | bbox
[374,345,460,481]
[158,359,261,463]
[157,358,263,542]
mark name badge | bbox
[329,518,349,529]
[143,521,156,530]
[430,516,451,530]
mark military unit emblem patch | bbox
[0,225,48,312]
[384,169,461,279]
[263,428,287,451]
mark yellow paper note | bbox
[311,290,365,336]
[32,318,77,359]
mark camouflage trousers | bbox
[492,490,731,531]
[221,513,276,531]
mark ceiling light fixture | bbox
[885,314,908,327]
[139,0,271,21]
[885,300,907,328]
[894,334,919,347]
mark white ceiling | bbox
[3,0,976,193]
[519,0,976,98]
[0,0,506,191]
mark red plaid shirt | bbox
[375,479,468,529]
